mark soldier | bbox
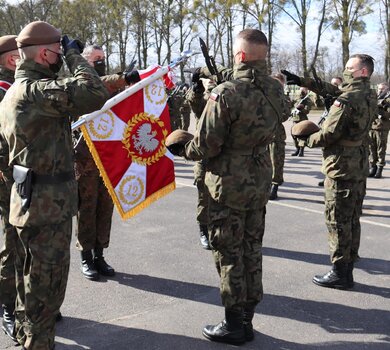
[368,82,390,178]
[290,87,313,157]
[296,54,377,289]
[269,73,291,200]
[180,85,191,131]
[186,74,211,249]
[0,35,19,343]
[0,21,108,349]
[169,29,285,345]
[75,44,132,281]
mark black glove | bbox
[61,35,84,55]
[281,70,301,86]
[125,70,141,85]
[167,143,185,157]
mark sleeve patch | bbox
[333,100,343,108]
[210,92,219,101]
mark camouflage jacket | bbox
[186,87,207,121]
[372,91,390,131]
[185,60,286,210]
[301,77,341,99]
[0,67,15,179]
[74,73,127,173]
[306,77,377,181]
[290,93,313,122]
[0,49,109,226]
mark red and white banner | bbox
[81,66,176,219]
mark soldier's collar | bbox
[0,66,15,82]
[15,59,57,80]
[233,60,268,79]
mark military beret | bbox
[0,35,18,55]
[165,130,194,147]
[16,21,61,48]
[291,120,320,137]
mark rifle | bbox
[199,38,222,84]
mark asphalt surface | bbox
[1,111,389,349]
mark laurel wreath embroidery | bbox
[118,176,144,206]
[145,81,168,105]
[88,111,115,140]
[122,112,168,166]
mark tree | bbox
[380,0,390,80]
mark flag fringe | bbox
[80,124,175,220]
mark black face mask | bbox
[93,59,106,76]
[46,49,63,73]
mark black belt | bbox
[33,171,74,185]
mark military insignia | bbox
[210,92,219,101]
[118,175,145,206]
[88,111,115,139]
[333,100,343,108]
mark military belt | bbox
[223,146,267,156]
[33,171,74,185]
[338,140,362,147]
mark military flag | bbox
[79,66,176,219]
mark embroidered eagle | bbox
[132,123,159,154]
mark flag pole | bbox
[71,50,197,131]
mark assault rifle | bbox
[199,38,222,84]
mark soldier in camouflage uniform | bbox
[75,45,130,281]
[368,82,390,178]
[172,29,286,345]
[295,54,377,289]
[290,87,313,157]
[186,75,211,249]
[0,35,19,343]
[0,21,108,349]
[269,73,291,200]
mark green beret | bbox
[291,120,320,137]
[0,35,17,55]
[16,21,61,48]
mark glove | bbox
[281,70,301,86]
[167,143,185,157]
[61,35,84,55]
[296,104,304,111]
[125,70,141,85]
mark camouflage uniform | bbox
[369,92,390,168]
[291,94,313,149]
[269,93,291,185]
[168,92,191,131]
[0,49,108,349]
[0,67,16,309]
[74,73,127,253]
[306,77,377,264]
[185,61,284,311]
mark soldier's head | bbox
[0,35,19,71]
[233,29,268,64]
[299,87,308,98]
[82,45,106,76]
[330,77,343,87]
[377,82,389,97]
[16,21,62,73]
[345,54,374,79]
[273,73,286,86]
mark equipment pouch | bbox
[13,165,33,211]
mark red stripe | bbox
[0,80,12,91]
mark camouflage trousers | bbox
[324,177,366,264]
[193,161,208,225]
[14,218,72,350]
[0,179,17,307]
[75,169,114,251]
[269,139,286,185]
[368,129,389,167]
[208,198,265,311]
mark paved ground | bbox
[1,111,389,349]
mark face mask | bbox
[342,69,354,84]
[46,49,63,73]
[93,59,106,76]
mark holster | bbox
[13,165,33,212]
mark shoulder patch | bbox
[209,92,219,102]
[333,100,343,108]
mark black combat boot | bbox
[2,304,17,342]
[298,147,304,157]
[94,248,115,276]
[81,250,99,281]
[269,184,278,200]
[291,148,300,156]
[312,262,350,289]
[368,164,377,177]
[318,180,324,187]
[243,306,255,341]
[374,166,383,178]
[199,225,211,250]
[202,308,246,345]
[347,262,354,288]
